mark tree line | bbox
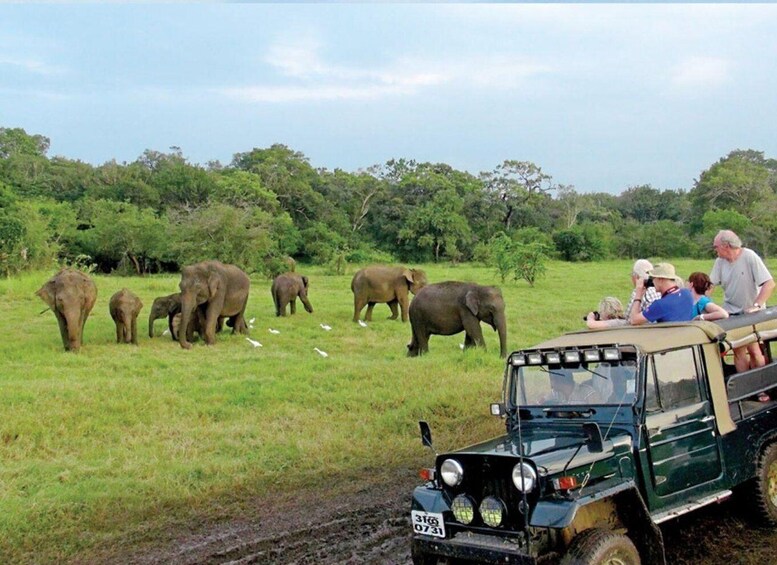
[1,126,776,278]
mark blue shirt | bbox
[693,296,711,317]
[644,288,695,323]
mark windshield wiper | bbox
[543,407,596,418]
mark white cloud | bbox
[221,39,550,104]
[0,56,66,76]
[670,56,731,90]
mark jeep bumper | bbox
[412,534,538,565]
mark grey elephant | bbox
[178,260,250,349]
[36,269,98,352]
[149,293,226,341]
[109,288,143,345]
[407,282,507,358]
[271,272,313,316]
[351,265,427,323]
[148,292,182,339]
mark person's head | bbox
[631,259,654,286]
[598,296,625,320]
[713,230,742,261]
[687,272,712,296]
[646,263,683,293]
[550,373,575,395]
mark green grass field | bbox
[0,259,728,562]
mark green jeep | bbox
[411,311,777,564]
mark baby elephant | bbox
[109,288,143,345]
[271,272,313,316]
[408,282,507,358]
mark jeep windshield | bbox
[509,346,639,407]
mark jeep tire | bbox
[560,528,641,565]
[751,442,777,527]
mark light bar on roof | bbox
[583,349,601,362]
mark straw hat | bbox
[647,263,683,284]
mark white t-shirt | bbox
[710,248,773,314]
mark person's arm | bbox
[629,279,648,325]
[755,278,775,308]
[700,302,729,321]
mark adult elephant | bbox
[351,265,427,323]
[109,288,143,345]
[271,272,313,316]
[36,269,98,352]
[178,260,250,349]
[407,282,507,358]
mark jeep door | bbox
[643,346,723,502]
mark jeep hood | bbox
[450,428,632,476]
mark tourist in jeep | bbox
[629,263,693,325]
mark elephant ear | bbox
[402,269,414,285]
[207,273,221,299]
[36,284,56,310]
[465,291,480,317]
[302,276,309,288]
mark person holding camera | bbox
[629,263,694,325]
[585,297,626,329]
[585,259,659,329]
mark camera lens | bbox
[644,277,654,288]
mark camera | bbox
[644,277,654,288]
[582,311,601,322]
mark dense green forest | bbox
[1,126,776,278]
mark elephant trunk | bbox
[178,295,197,350]
[494,311,508,359]
[64,308,83,352]
[149,314,156,338]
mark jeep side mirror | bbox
[582,422,604,453]
[419,420,433,450]
[490,403,505,417]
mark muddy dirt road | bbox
[124,472,776,565]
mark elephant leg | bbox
[463,334,477,349]
[290,298,297,315]
[216,316,225,334]
[53,310,69,349]
[387,300,399,320]
[407,322,429,357]
[365,302,376,322]
[353,295,367,322]
[399,295,410,323]
[115,321,122,343]
[462,316,486,349]
[168,313,178,340]
[231,306,248,335]
[131,317,138,345]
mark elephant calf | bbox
[271,272,313,316]
[407,281,507,358]
[110,288,143,345]
[36,268,98,352]
[149,292,182,340]
[351,265,427,323]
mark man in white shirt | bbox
[711,229,775,371]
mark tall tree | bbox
[481,160,554,230]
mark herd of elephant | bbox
[36,261,508,357]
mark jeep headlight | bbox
[480,496,506,527]
[512,462,537,492]
[440,459,464,487]
[451,495,475,524]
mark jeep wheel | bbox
[560,528,640,565]
[751,442,777,526]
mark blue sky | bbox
[1,4,776,194]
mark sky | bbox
[1,4,776,194]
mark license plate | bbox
[411,510,446,538]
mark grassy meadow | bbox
[0,259,728,562]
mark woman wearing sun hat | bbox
[628,262,694,325]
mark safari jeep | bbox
[411,311,777,564]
